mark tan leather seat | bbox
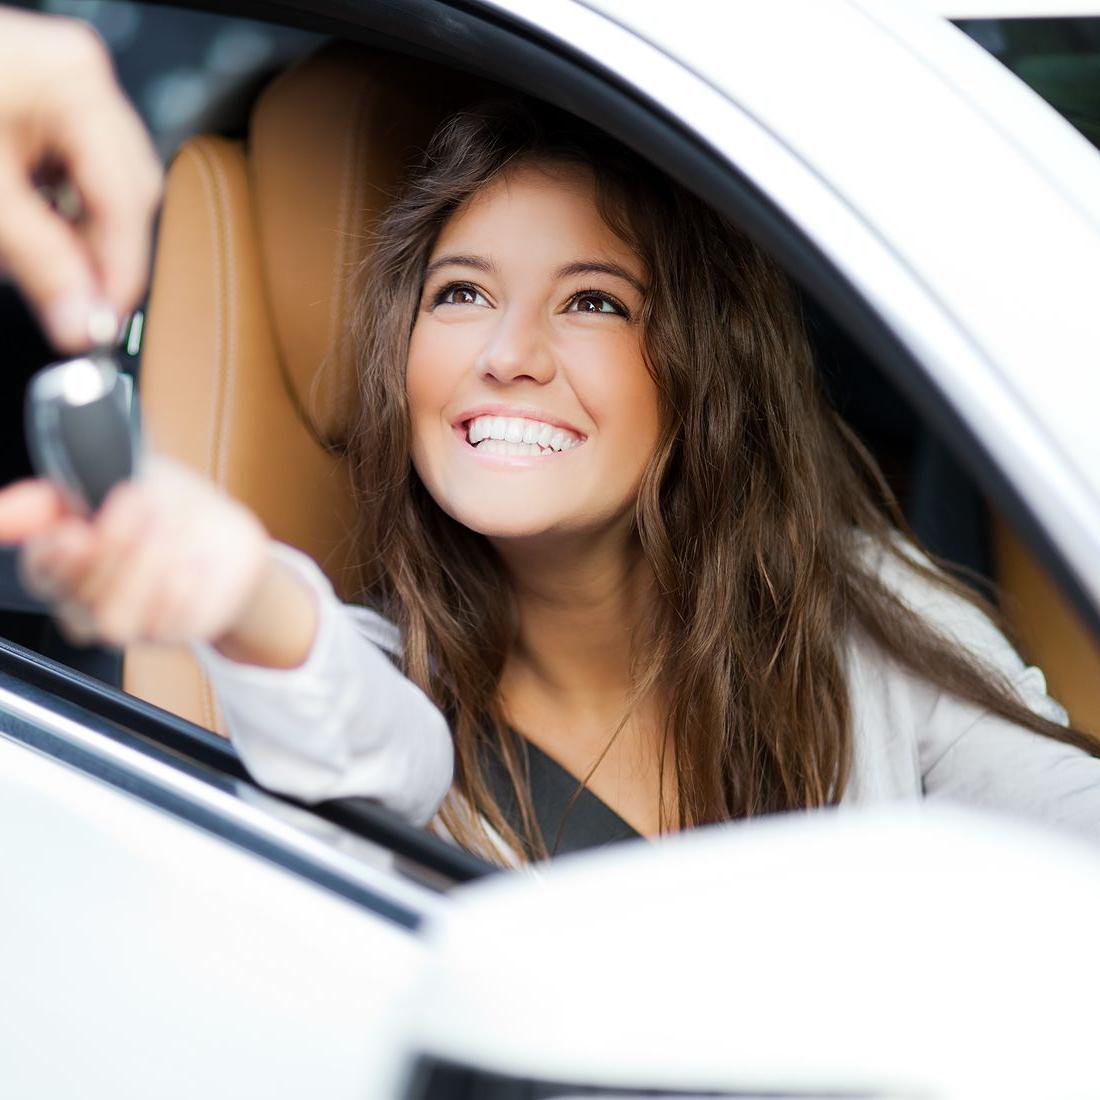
[124,45,486,732]
[992,517,1100,737]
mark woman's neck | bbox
[495,526,654,722]
[494,527,675,836]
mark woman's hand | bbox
[0,458,316,666]
[0,9,162,349]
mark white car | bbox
[2,1,1100,1097]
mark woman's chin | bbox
[451,509,566,541]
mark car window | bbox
[957,16,1100,149]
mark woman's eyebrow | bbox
[423,255,646,295]
[556,260,646,295]
[423,254,494,280]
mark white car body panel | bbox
[0,732,424,1100]
[484,0,1100,621]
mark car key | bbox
[24,305,142,515]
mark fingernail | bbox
[87,301,120,347]
[45,294,94,352]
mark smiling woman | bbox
[332,98,1100,860]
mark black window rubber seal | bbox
[0,636,493,890]
[407,1053,892,1099]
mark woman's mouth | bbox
[463,414,584,457]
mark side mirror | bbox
[394,806,1100,1099]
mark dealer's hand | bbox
[0,8,161,349]
[0,458,317,668]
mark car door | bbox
[0,638,487,1099]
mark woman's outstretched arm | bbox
[0,460,454,825]
[194,543,453,826]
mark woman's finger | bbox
[54,600,99,648]
[0,480,69,544]
[77,481,155,608]
[89,506,180,646]
[146,552,205,643]
[20,519,96,602]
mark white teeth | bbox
[477,439,548,456]
[464,414,583,452]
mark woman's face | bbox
[406,162,660,545]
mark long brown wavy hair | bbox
[348,98,1096,862]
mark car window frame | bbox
[0,634,493,922]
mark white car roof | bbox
[932,1,1100,14]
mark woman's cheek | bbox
[578,336,660,475]
[406,321,470,496]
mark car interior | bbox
[1,1,1098,798]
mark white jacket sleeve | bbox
[191,543,454,827]
[874,541,1100,843]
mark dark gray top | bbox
[484,732,642,857]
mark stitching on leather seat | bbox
[183,139,231,734]
[207,152,241,489]
[183,141,227,485]
[311,80,373,451]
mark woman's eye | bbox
[567,291,629,318]
[433,283,488,307]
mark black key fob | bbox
[24,353,141,515]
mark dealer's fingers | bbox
[59,88,161,317]
[0,155,100,351]
[0,14,161,349]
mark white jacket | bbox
[194,540,1100,848]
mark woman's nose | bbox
[475,307,554,385]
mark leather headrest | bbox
[249,44,492,448]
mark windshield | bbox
[957,17,1100,150]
